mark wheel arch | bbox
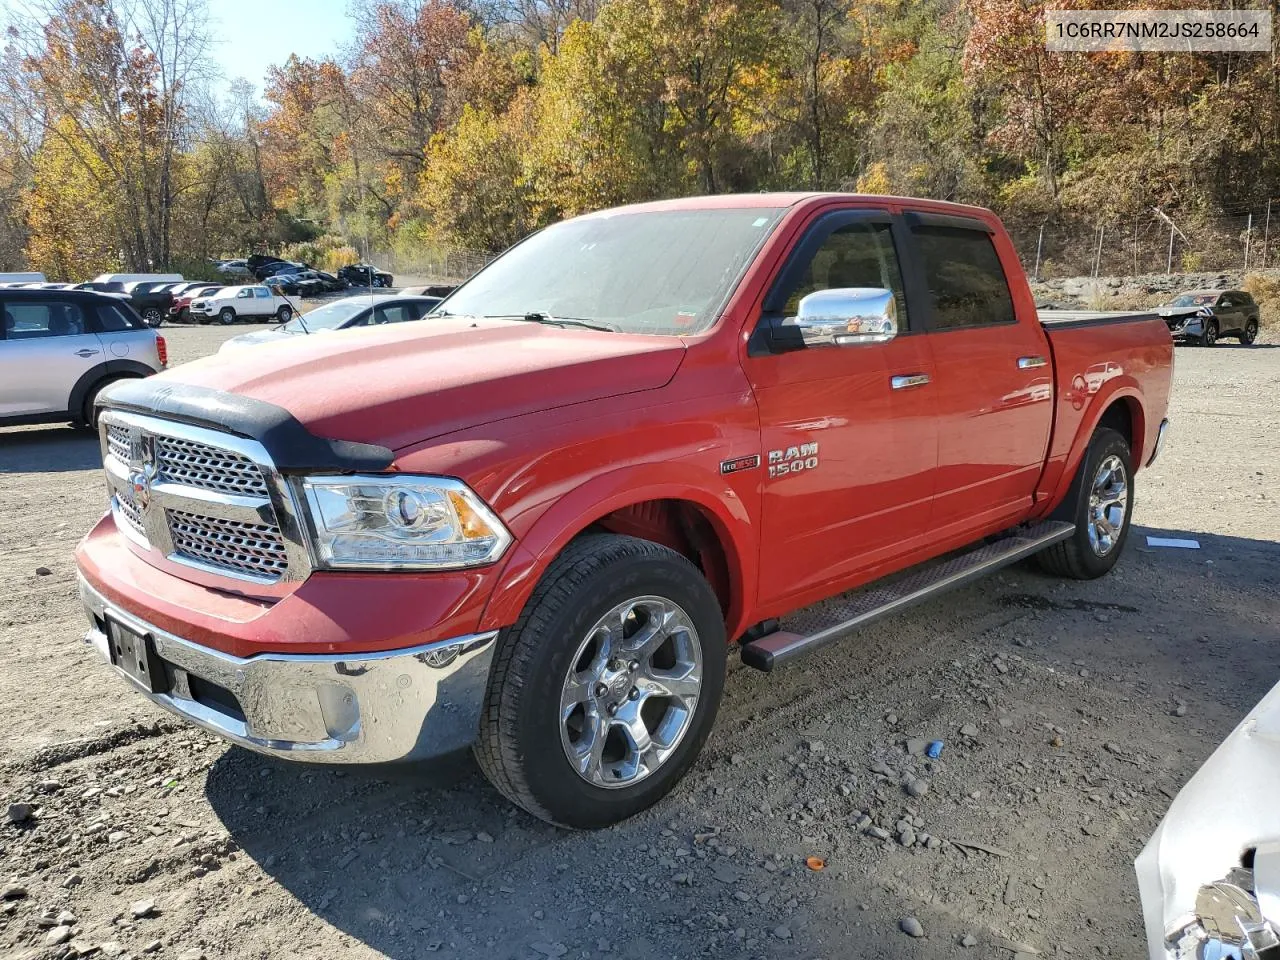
[67,360,155,423]
[478,469,758,643]
[1037,387,1146,518]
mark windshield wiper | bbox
[509,311,617,333]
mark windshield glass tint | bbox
[1171,294,1214,306]
[441,206,785,335]
[283,299,368,332]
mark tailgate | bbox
[1037,309,1160,327]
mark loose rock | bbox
[6,802,33,823]
[0,883,27,900]
[961,933,978,948]
[906,778,929,798]
[46,925,73,946]
[900,917,925,938]
[772,926,792,940]
[960,723,979,738]
[130,899,157,919]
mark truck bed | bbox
[1037,309,1159,327]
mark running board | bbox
[739,521,1075,672]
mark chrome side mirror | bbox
[782,287,898,347]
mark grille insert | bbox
[155,436,269,497]
[115,489,145,538]
[106,423,133,463]
[167,510,290,580]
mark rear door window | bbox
[95,302,144,331]
[912,227,1016,330]
[2,301,89,339]
[373,303,417,324]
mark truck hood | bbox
[162,317,686,450]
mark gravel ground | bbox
[1,324,1278,960]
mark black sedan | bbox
[338,263,394,288]
[217,294,442,352]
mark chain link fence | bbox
[372,247,496,286]
[1007,202,1280,281]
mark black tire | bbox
[177,307,189,323]
[78,376,130,428]
[218,307,236,326]
[474,533,727,829]
[1037,427,1134,580]
[1241,318,1259,345]
[141,307,163,327]
[276,305,293,323]
[1199,319,1218,347]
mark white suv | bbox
[191,285,297,325]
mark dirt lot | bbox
[1,325,1278,960]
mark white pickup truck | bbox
[191,285,297,325]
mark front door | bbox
[0,299,104,418]
[904,214,1054,540]
[744,210,939,610]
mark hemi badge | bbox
[720,454,761,475]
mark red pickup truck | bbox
[76,193,1173,828]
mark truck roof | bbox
[581,192,997,220]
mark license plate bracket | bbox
[106,618,168,695]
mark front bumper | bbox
[79,576,497,763]
[1165,316,1209,341]
[1136,679,1280,959]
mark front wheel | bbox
[474,534,726,828]
[218,307,236,326]
[1241,318,1259,345]
[141,306,163,327]
[1037,426,1133,579]
[276,305,293,323]
[1199,319,1219,347]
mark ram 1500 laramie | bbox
[76,193,1173,828]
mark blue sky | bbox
[1,0,352,96]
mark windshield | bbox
[1170,294,1215,306]
[441,206,785,335]
[281,298,369,332]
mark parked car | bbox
[246,254,286,279]
[400,284,456,298]
[1136,676,1280,960]
[263,273,302,296]
[219,295,442,351]
[215,259,251,278]
[1,288,165,428]
[91,272,183,285]
[0,272,46,284]
[338,263,393,288]
[1158,289,1261,346]
[75,193,1173,829]
[168,284,223,323]
[120,280,179,327]
[260,261,307,279]
[189,284,298,324]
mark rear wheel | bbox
[276,305,293,323]
[474,534,726,828]
[1241,318,1259,345]
[1199,319,1218,347]
[78,377,130,429]
[218,307,236,326]
[140,306,163,327]
[1037,427,1133,579]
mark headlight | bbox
[301,475,511,570]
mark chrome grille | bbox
[99,410,309,588]
[167,511,290,579]
[115,488,145,538]
[107,423,133,462]
[154,436,269,496]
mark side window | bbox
[2,301,88,339]
[373,304,415,324]
[236,289,252,299]
[255,287,271,299]
[96,303,141,331]
[780,221,909,323]
[913,227,1015,330]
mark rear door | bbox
[1216,293,1243,335]
[0,298,103,417]
[904,212,1054,541]
[93,300,158,370]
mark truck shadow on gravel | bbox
[0,426,101,473]
[201,524,1280,960]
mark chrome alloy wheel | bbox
[559,596,703,789]
[1087,454,1129,557]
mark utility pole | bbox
[1133,220,1139,275]
[1094,225,1105,278]
[1153,207,1187,274]
[1245,213,1253,269]
[1263,199,1273,269]
[1033,224,1045,281]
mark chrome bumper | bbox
[79,577,497,763]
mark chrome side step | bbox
[739,521,1075,672]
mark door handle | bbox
[75,349,99,358]
[1017,355,1048,369]
[890,373,931,390]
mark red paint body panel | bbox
[77,192,1173,661]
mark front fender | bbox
[478,461,758,641]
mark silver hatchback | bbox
[0,289,166,428]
